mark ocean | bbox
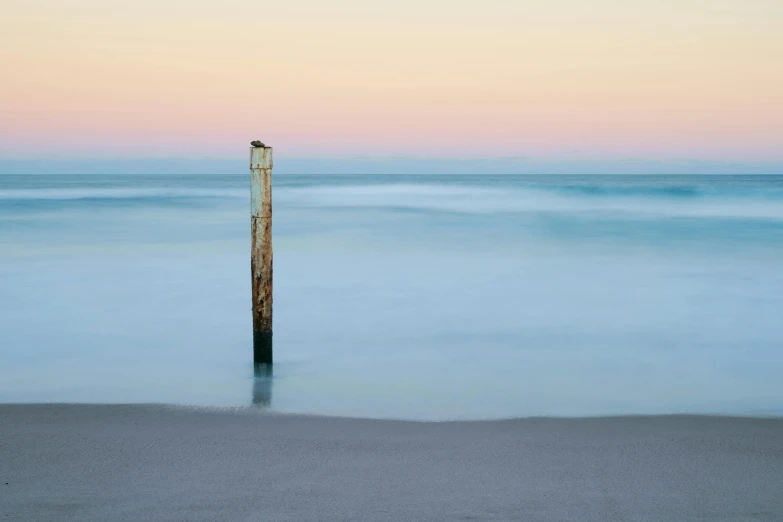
[1,173,782,419]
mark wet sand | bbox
[2,404,782,521]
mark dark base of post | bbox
[253,330,273,365]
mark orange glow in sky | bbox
[2,0,782,163]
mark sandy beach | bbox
[2,405,782,521]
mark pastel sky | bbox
[2,0,782,170]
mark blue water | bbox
[1,174,782,419]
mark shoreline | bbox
[3,404,783,521]
[4,401,783,422]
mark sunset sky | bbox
[2,0,782,172]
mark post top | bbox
[250,146,273,169]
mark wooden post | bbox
[250,145,273,364]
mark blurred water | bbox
[1,174,782,419]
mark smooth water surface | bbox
[1,174,782,419]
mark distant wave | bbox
[4,181,783,221]
[278,183,783,220]
[545,184,703,198]
[542,183,783,199]
[0,188,247,201]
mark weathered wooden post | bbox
[250,142,273,364]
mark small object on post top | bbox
[251,140,266,148]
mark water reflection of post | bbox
[252,363,273,407]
